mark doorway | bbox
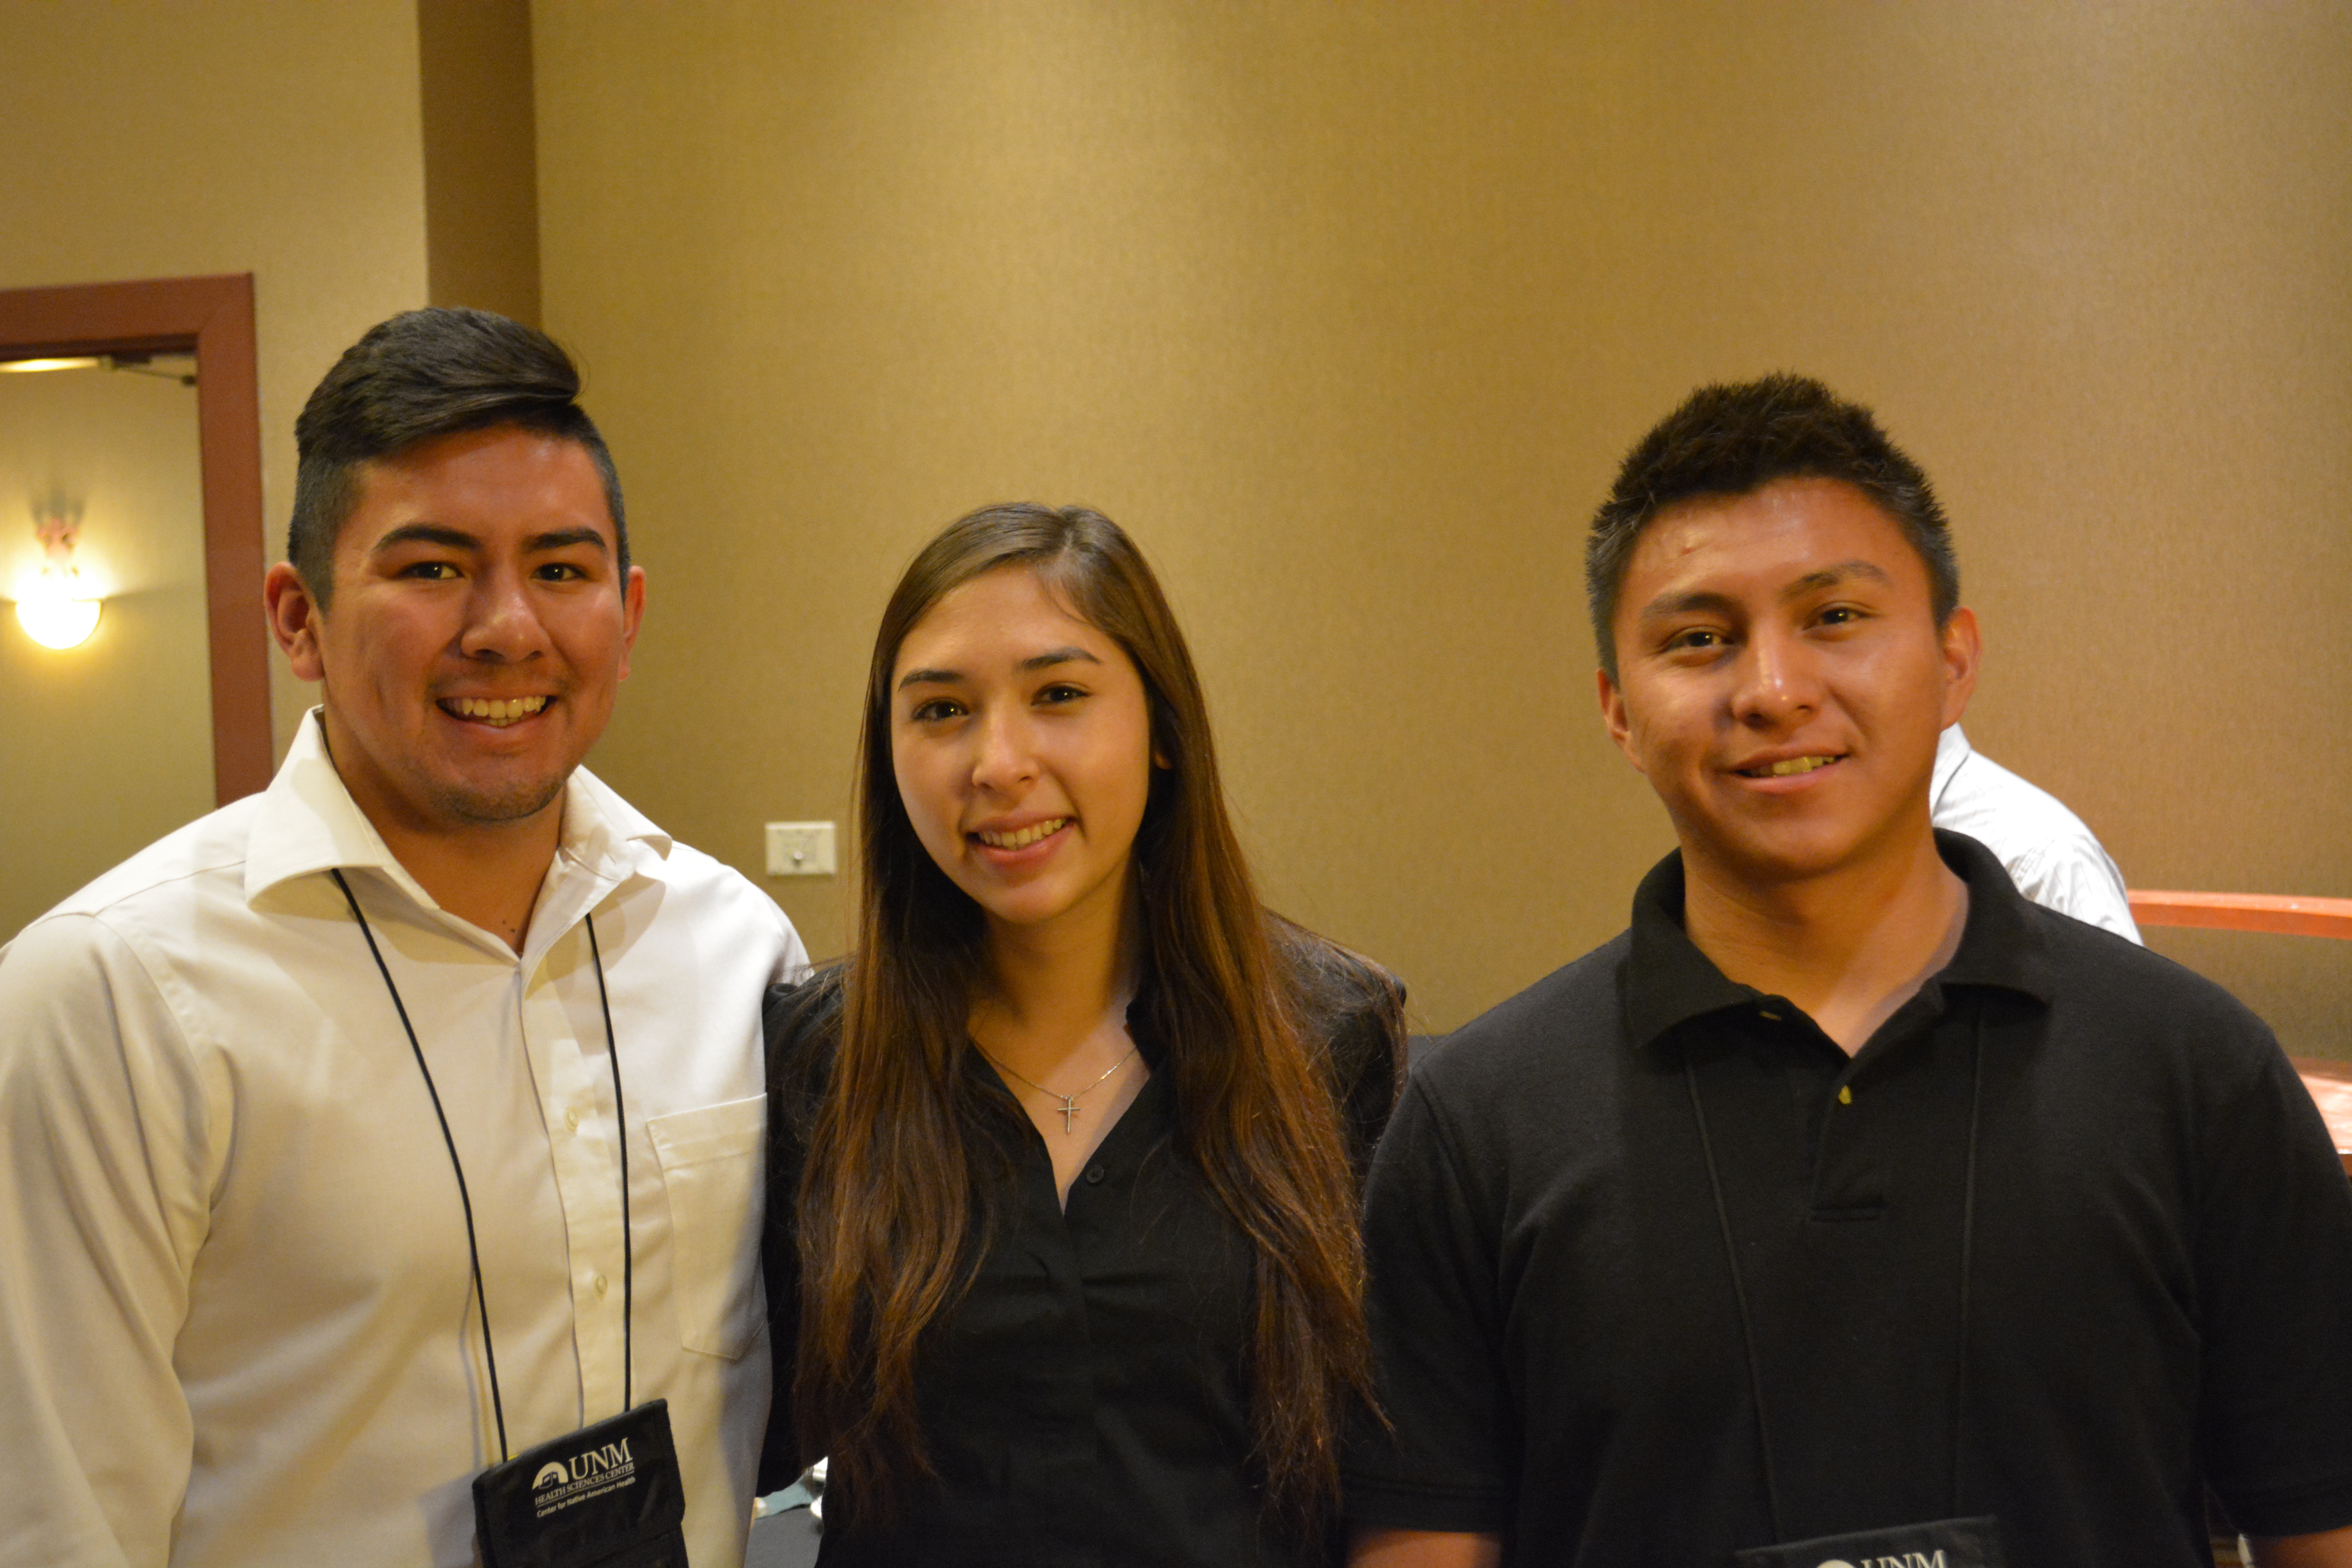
[0,274,270,934]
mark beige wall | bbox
[0,363,213,936]
[532,2,2352,1050]
[4,6,2340,1051]
[0,0,430,777]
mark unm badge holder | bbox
[1733,1514,2007,1568]
[474,1399,688,1568]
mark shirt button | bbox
[1838,1086,1853,1105]
[564,1107,580,1133]
[1084,1164,1105,1185]
[593,1273,609,1297]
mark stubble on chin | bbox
[428,771,570,828]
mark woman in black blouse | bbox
[761,503,1406,1566]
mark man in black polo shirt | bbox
[1345,374,2352,1568]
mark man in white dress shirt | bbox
[1931,722,2142,942]
[0,309,808,1567]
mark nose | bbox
[1731,624,1820,729]
[458,564,552,662]
[967,704,1039,795]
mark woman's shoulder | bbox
[1270,916,1404,1021]
[764,962,848,1112]
[1265,916,1409,1169]
[1267,916,1406,1073]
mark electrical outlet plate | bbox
[765,821,837,877]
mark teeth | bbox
[1762,755,1836,776]
[977,817,1068,849]
[447,695,549,727]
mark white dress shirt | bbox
[1931,724,2141,942]
[0,713,808,1567]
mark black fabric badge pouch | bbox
[474,1399,688,1568]
[1733,1514,2007,1568]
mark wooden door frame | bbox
[0,274,273,804]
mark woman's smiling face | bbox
[889,565,1158,941]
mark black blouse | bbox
[760,941,1405,1568]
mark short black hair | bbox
[287,307,627,605]
[1585,373,1958,677]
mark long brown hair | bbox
[793,504,1376,1536]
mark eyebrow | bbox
[1020,646,1100,672]
[1633,560,1893,622]
[526,527,612,555]
[367,523,611,556]
[1782,560,1891,597]
[1635,589,1739,624]
[896,646,1102,691]
[368,523,475,556]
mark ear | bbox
[264,562,327,682]
[1937,605,1981,730]
[1148,704,1174,771]
[617,564,647,680]
[1597,665,1646,773]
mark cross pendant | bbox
[1056,1096,1080,1133]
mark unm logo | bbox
[530,1439,635,1488]
[1816,1554,1949,1568]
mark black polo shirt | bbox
[1345,833,2352,1565]
[762,947,1403,1568]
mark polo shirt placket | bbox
[1657,990,2007,1539]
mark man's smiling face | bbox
[1597,476,1977,889]
[272,423,644,844]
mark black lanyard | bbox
[1682,1003,1988,1542]
[331,869,634,1462]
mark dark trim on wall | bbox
[0,274,273,805]
[418,0,542,326]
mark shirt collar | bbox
[243,708,673,909]
[1931,722,1971,807]
[1622,826,2056,1054]
[1123,967,1171,1074]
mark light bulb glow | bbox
[14,582,102,649]
[0,355,106,374]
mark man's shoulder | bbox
[642,832,777,909]
[0,797,269,1042]
[1415,932,1632,1100]
[572,766,788,923]
[1986,906,2295,1141]
[11,795,262,941]
[2024,901,2276,1057]
[622,828,805,959]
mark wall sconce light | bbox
[0,355,107,374]
[0,351,195,385]
[15,515,103,650]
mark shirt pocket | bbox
[646,1094,767,1360]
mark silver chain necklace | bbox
[980,1042,1140,1133]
